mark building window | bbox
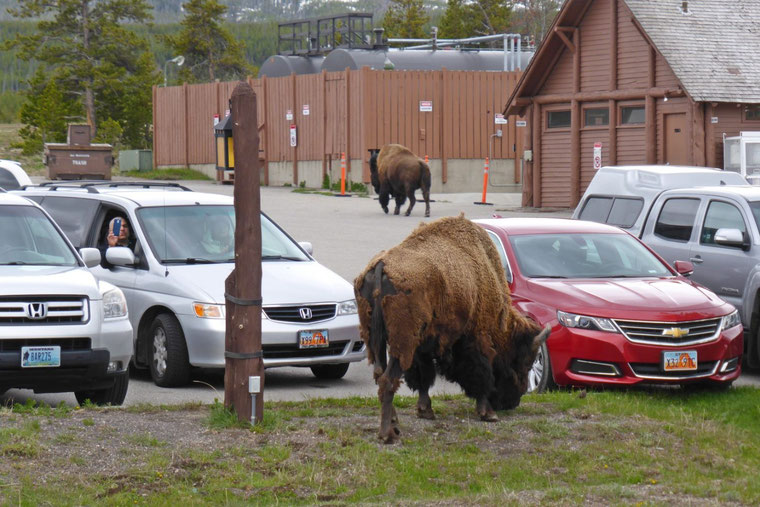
[745,105,760,121]
[547,110,571,129]
[584,108,609,127]
[620,106,645,125]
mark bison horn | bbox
[534,324,551,346]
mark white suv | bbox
[0,190,132,405]
[18,182,365,387]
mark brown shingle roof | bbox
[625,0,760,103]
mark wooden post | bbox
[532,102,542,207]
[224,81,263,424]
[292,73,298,185]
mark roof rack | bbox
[34,181,194,193]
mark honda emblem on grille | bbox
[662,327,689,338]
[299,307,313,320]
[26,303,48,320]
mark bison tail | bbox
[420,161,432,192]
[370,261,388,380]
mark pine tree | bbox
[438,0,513,38]
[166,0,251,83]
[381,0,430,39]
[5,0,160,151]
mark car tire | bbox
[75,371,129,406]
[310,363,350,380]
[149,313,191,387]
[527,340,556,393]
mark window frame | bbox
[744,105,760,122]
[619,104,646,127]
[546,109,571,130]
[583,106,610,129]
[699,199,749,248]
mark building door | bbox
[664,113,688,165]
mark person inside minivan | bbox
[100,216,135,268]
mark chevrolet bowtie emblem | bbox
[662,327,689,338]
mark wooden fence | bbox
[153,68,524,183]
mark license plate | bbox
[299,330,328,349]
[21,346,61,368]
[662,350,697,371]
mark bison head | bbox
[368,149,381,193]
[489,324,551,410]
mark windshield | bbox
[137,205,309,264]
[509,232,672,279]
[0,205,78,266]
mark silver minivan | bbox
[19,182,365,387]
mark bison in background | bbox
[369,144,431,217]
[354,215,550,444]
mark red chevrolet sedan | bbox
[474,218,743,392]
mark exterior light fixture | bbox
[214,112,234,173]
[163,55,185,87]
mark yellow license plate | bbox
[299,330,328,349]
[662,350,697,371]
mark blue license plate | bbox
[662,350,697,371]
[299,330,328,349]
[21,346,61,368]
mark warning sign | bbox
[494,114,507,125]
[593,142,602,170]
[419,100,433,112]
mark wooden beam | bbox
[532,102,542,207]
[225,81,263,425]
[291,72,298,185]
[692,100,706,166]
[571,99,581,206]
[609,98,617,166]
[554,28,576,53]
[646,94,656,163]
[610,0,618,92]
[573,28,580,93]
[522,104,534,207]
[706,102,716,167]
[534,87,684,104]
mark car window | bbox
[37,196,99,247]
[701,201,747,245]
[485,230,512,283]
[578,196,643,228]
[654,198,700,242]
[509,233,671,278]
[0,205,77,266]
[0,168,20,190]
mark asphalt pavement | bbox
[3,182,757,407]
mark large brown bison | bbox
[369,144,431,217]
[354,215,550,444]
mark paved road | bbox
[3,183,757,407]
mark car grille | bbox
[629,361,719,380]
[0,296,89,324]
[262,341,347,359]
[263,304,336,323]
[613,317,722,346]
[0,338,92,352]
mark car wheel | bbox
[149,313,190,387]
[310,363,350,380]
[527,340,556,393]
[75,371,129,406]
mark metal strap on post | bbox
[225,350,263,359]
[224,292,262,306]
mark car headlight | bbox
[722,310,741,330]
[336,299,358,316]
[557,310,618,333]
[193,302,225,319]
[100,281,128,319]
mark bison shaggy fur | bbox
[369,144,431,217]
[354,215,549,443]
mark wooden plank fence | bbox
[153,68,524,183]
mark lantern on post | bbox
[214,113,235,173]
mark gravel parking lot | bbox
[3,182,757,407]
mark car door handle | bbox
[689,256,704,264]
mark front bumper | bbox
[548,323,743,387]
[178,313,365,369]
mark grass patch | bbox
[1,388,759,504]
[120,168,211,180]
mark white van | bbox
[572,165,749,236]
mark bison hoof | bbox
[417,406,435,420]
[480,412,499,422]
[380,427,401,444]
[425,211,430,217]
[382,206,389,214]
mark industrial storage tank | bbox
[259,55,324,78]
[321,48,533,73]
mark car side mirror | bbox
[674,260,694,277]
[714,228,750,251]
[106,246,136,266]
[79,247,101,268]
[299,241,313,256]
